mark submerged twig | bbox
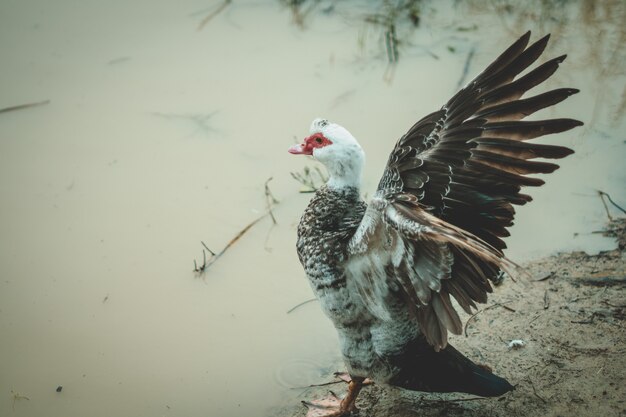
[286,298,317,314]
[265,177,279,225]
[194,243,214,275]
[152,111,219,137]
[201,240,216,257]
[597,190,626,220]
[293,372,373,390]
[384,23,399,64]
[263,177,281,250]
[107,56,131,65]
[283,0,321,28]
[383,63,397,84]
[293,380,344,390]
[11,390,30,411]
[455,46,476,90]
[197,0,232,31]
[193,179,280,274]
[0,100,50,114]
[193,245,208,276]
[194,214,267,274]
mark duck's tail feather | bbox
[387,338,514,397]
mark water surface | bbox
[1,1,624,416]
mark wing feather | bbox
[479,55,567,106]
[475,88,579,121]
[431,292,463,336]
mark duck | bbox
[288,31,582,416]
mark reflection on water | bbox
[0,1,624,416]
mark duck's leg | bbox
[333,372,373,385]
[303,376,365,417]
[340,377,365,413]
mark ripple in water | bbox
[273,357,336,389]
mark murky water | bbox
[1,1,624,416]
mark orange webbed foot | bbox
[302,374,368,417]
[302,391,348,417]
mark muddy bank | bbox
[273,219,626,417]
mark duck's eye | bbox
[315,137,323,144]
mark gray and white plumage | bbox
[290,31,581,396]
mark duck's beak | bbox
[288,143,311,155]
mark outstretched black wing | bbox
[378,31,580,250]
[346,32,582,350]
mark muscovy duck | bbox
[288,31,582,416]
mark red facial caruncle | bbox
[288,133,333,155]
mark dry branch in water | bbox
[194,214,267,275]
[193,178,279,275]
